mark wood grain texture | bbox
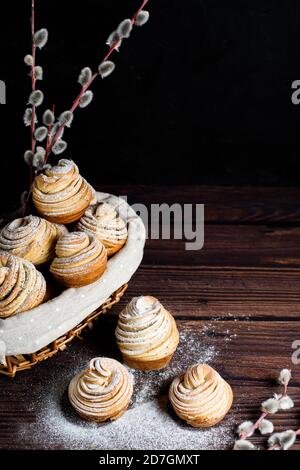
[98,185,300,224]
[116,266,300,319]
[143,225,300,267]
[0,318,299,450]
[0,185,300,450]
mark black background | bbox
[1,0,300,206]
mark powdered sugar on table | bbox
[17,328,235,450]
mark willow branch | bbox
[30,0,37,155]
[45,0,150,161]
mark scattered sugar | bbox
[17,329,234,450]
[200,323,238,342]
[19,395,234,450]
[131,330,217,405]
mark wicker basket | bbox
[0,191,145,377]
[0,283,128,378]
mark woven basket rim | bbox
[0,191,145,359]
[0,283,128,378]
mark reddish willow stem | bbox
[45,0,150,160]
[283,382,288,397]
[240,412,268,441]
[24,0,36,215]
[268,444,281,451]
[268,429,300,451]
[30,0,36,156]
[240,380,291,440]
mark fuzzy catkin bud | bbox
[258,419,274,435]
[33,152,44,168]
[41,164,52,172]
[233,440,256,451]
[99,61,115,78]
[52,139,67,155]
[279,396,294,410]
[59,111,74,128]
[28,90,44,107]
[106,30,122,49]
[43,110,55,126]
[268,431,296,450]
[23,108,35,126]
[34,126,48,142]
[117,19,133,38]
[268,433,281,449]
[237,421,254,438]
[36,146,46,157]
[79,90,93,108]
[24,54,33,66]
[51,122,64,139]
[33,28,49,49]
[278,369,291,385]
[78,67,92,87]
[261,398,280,414]
[35,66,43,80]
[135,10,150,27]
[24,150,34,165]
[279,430,297,450]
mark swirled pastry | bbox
[0,252,46,318]
[32,159,93,224]
[0,215,67,265]
[76,202,127,257]
[169,364,233,427]
[115,296,179,371]
[50,232,107,287]
[68,357,133,422]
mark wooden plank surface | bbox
[0,185,300,450]
[117,266,300,319]
[144,226,300,267]
[98,185,300,224]
[0,317,299,450]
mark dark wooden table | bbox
[0,186,300,450]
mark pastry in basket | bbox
[32,159,94,224]
[0,252,46,318]
[0,215,67,265]
[169,363,233,427]
[115,295,179,371]
[76,202,128,257]
[68,357,133,422]
[50,231,107,287]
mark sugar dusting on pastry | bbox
[50,232,107,287]
[32,159,93,223]
[115,296,179,370]
[0,215,67,265]
[169,364,233,427]
[68,357,133,422]
[76,202,128,257]
[0,252,46,318]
